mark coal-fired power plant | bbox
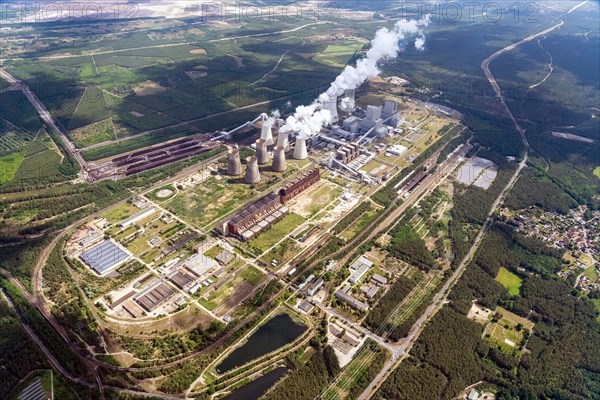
[227,147,242,176]
[272,146,287,172]
[245,156,261,184]
[293,137,308,160]
[255,139,269,165]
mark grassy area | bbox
[262,238,300,267]
[584,265,598,282]
[594,166,600,179]
[239,265,266,286]
[246,213,306,254]
[103,202,140,224]
[165,175,256,228]
[0,150,25,183]
[496,267,522,296]
[68,118,116,148]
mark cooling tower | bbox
[293,137,308,160]
[255,139,269,165]
[322,96,338,120]
[227,147,242,176]
[277,131,290,151]
[260,121,274,146]
[245,157,261,184]
[272,146,287,172]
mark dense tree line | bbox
[363,275,417,333]
[262,346,339,400]
[387,224,436,271]
[0,276,83,377]
[332,201,371,234]
[0,298,49,398]
[505,167,577,213]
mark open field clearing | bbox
[496,267,522,296]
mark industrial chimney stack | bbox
[227,147,242,176]
[272,146,287,172]
[255,139,269,165]
[245,157,261,184]
[293,137,308,160]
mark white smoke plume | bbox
[281,16,429,139]
[340,96,356,112]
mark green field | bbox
[584,265,599,282]
[496,267,522,296]
[165,176,256,229]
[0,151,25,183]
[594,166,600,178]
[247,213,306,254]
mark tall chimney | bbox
[245,157,261,184]
[293,137,308,160]
[277,131,289,151]
[260,121,274,146]
[227,147,242,176]
[272,146,287,172]
[255,139,269,165]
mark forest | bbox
[262,346,340,400]
[363,275,417,333]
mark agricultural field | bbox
[67,118,116,148]
[312,39,366,68]
[0,151,25,184]
[496,267,523,296]
[0,119,36,157]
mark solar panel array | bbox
[18,377,47,400]
[80,240,130,274]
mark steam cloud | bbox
[281,17,429,139]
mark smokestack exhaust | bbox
[245,156,261,184]
[272,146,287,172]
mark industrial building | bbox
[371,273,388,286]
[349,256,373,284]
[135,283,175,312]
[279,167,320,203]
[307,278,324,296]
[80,240,131,275]
[118,207,156,228]
[215,250,235,265]
[184,253,219,277]
[215,192,287,241]
[335,289,369,312]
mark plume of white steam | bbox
[281,17,429,139]
[340,96,355,112]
